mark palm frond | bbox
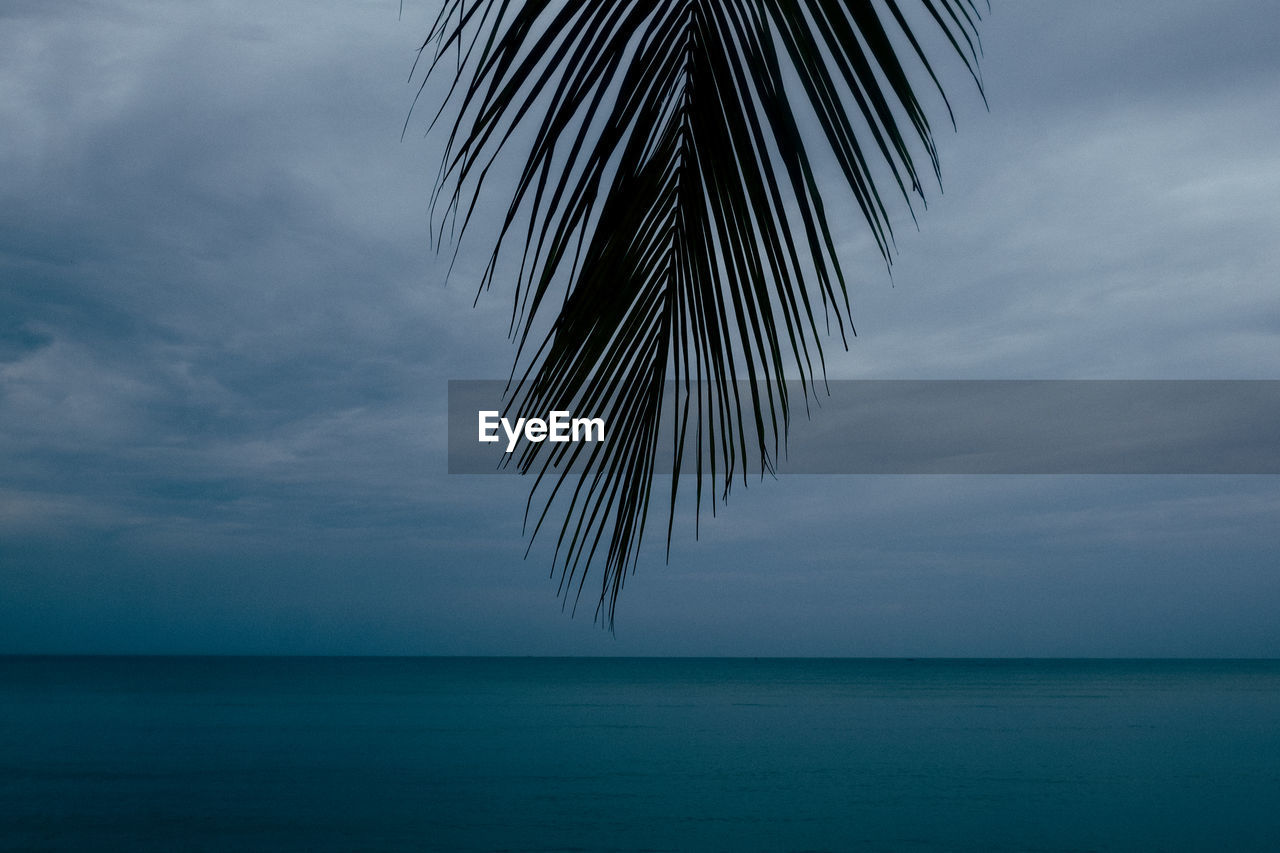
[418,0,984,625]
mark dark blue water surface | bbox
[2,657,1279,851]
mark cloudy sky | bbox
[3,1,1279,655]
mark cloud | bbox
[1,1,1278,654]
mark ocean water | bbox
[2,658,1279,851]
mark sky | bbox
[2,0,1279,656]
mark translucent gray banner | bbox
[448,380,1280,474]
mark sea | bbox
[2,657,1278,852]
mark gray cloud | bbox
[1,1,1278,655]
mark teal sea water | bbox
[2,657,1279,851]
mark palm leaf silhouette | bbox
[418,0,984,624]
